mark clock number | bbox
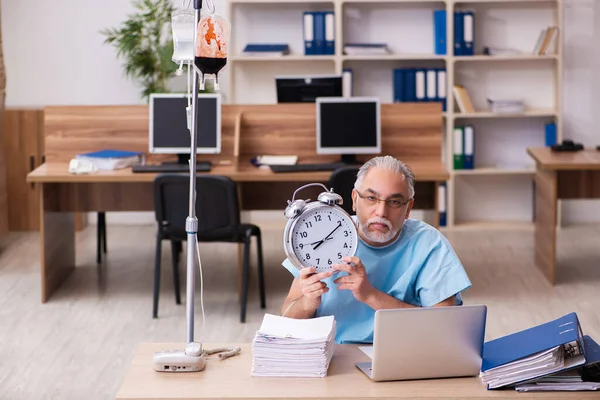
[300,232,307,238]
[305,221,312,229]
[328,259,332,265]
[316,258,320,265]
[314,215,322,222]
[338,252,342,259]
[299,243,304,249]
[343,243,348,248]
[344,230,349,237]
[306,253,311,260]
[327,215,331,221]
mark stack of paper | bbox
[487,98,525,114]
[75,149,144,171]
[251,313,336,377]
[480,345,568,389]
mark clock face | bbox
[289,206,357,272]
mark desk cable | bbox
[192,236,242,361]
[282,295,304,317]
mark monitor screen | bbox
[149,93,221,154]
[276,75,342,103]
[316,97,381,155]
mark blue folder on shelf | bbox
[480,312,587,390]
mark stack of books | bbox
[480,312,600,392]
[251,313,336,377]
[75,149,144,171]
[487,98,525,114]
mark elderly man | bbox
[280,155,472,344]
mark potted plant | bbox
[101,0,179,100]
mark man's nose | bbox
[374,200,387,217]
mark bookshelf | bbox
[224,0,563,228]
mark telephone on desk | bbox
[551,139,584,152]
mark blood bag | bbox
[195,13,230,91]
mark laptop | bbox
[356,305,487,382]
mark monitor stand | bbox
[162,153,213,169]
[339,154,361,166]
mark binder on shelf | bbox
[415,69,426,102]
[480,312,587,390]
[314,11,325,55]
[453,127,464,170]
[404,69,416,102]
[324,11,335,55]
[463,126,474,169]
[303,12,315,55]
[454,11,464,56]
[242,44,289,56]
[426,69,437,103]
[438,182,447,227]
[433,10,446,55]
[393,69,405,103]
[453,85,475,113]
[545,122,557,146]
[437,69,447,112]
[462,11,474,56]
[342,68,353,97]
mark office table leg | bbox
[534,168,557,284]
[39,183,75,302]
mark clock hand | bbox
[313,221,342,251]
[307,238,332,246]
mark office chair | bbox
[328,166,360,216]
[97,212,107,264]
[152,174,266,323]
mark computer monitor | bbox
[276,75,343,103]
[316,97,381,164]
[149,93,221,164]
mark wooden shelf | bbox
[453,54,558,62]
[452,167,535,175]
[230,55,336,62]
[452,109,557,119]
[443,221,535,231]
[452,0,557,4]
[229,0,332,4]
[343,54,446,61]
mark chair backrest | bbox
[154,174,240,238]
[327,166,360,215]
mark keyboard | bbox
[132,162,212,173]
[269,162,347,173]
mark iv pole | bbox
[186,0,203,344]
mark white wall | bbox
[2,0,599,224]
[561,0,600,224]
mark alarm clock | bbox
[283,183,358,272]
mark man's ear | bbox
[405,198,415,219]
[351,189,358,212]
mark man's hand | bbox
[332,256,376,303]
[298,267,334,312]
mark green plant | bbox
[101,0,178,100]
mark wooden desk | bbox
[528,147,600,284]
[27,161,448,303]
[116,342,596,399]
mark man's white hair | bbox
[354,155,415,199]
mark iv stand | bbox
[186,0,203,344]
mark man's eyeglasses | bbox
[355,190,411,209]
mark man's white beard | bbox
[360,217,400,244]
